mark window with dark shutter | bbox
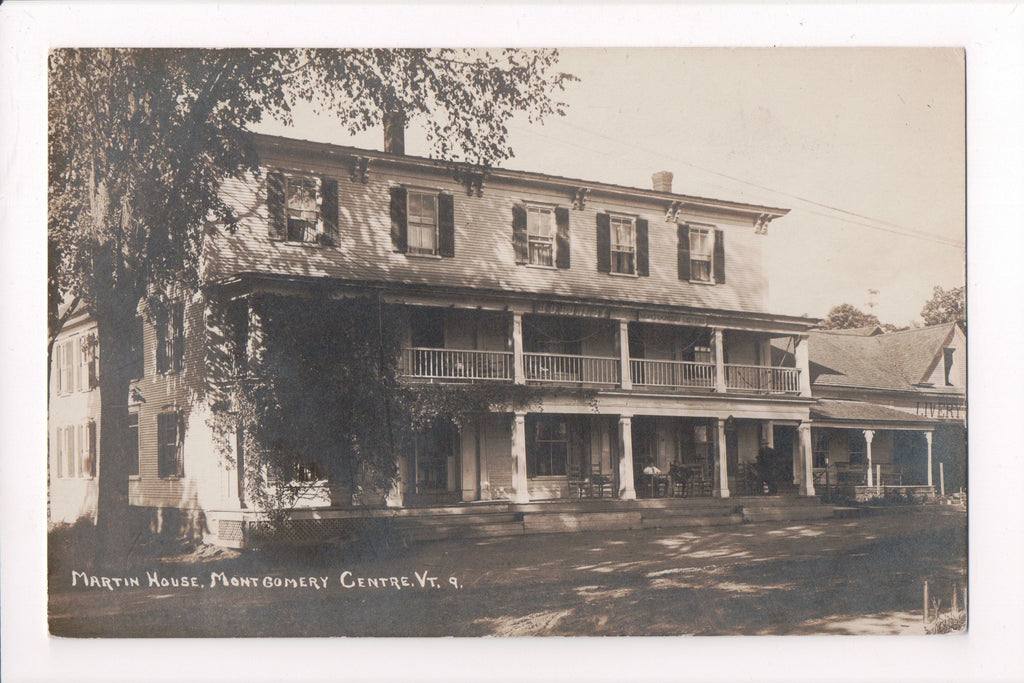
[713,229,726,284]
[267,171,286,240]
[512,203,528,264]
[390,186,408,252]
[157,303,184,374]
[636,218,649,276]
[596,213,611,273]
[321,177,339,245]
[677,224,691,281]
[158,411,183,478]
[555,207,570,269]
[438,193,455,257]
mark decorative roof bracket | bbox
[665,201,682,223]
[349,156,370,183]
[572,187,591,210]
[452,166,488,197]
[754,212,773,235]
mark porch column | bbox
[864,430,875,487]
[618,320,632,390]
[713,327,727,393]
[512,313,525,385]
[798,423,815,496]
[510,411,529,502]
[761,421,775,449]
[791,428,802,486]
[795,334,811,397]
[715,418,730,498]
[925,431,934,488]
[618,415,637,500]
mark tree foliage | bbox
[819,303,882,330]
[920,285,966,331]
[208,295,548,520]
[48,48,575,548]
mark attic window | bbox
[943,347,955,386]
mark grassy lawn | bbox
[48,507,966,637]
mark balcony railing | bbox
[629,359,716,390]
[402,348,512,381]
[724,364,800,394]
[523,352,620,385]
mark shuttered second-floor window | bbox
[596,213,648,276]
[156,303,185,374]
[677,224,726,284]
[390,187,455,257]
[267,170,339,246]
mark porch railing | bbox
[402,348,513,381]
[629,359,716,390]
[724,364,800,394]
[523,352,620,385]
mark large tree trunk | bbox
[92,280,139,561]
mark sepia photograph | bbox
[45,45,967,637]
[3,2,1023,682]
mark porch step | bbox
[390,512,519,528]
[522,511,643,534]
[740,500,836,523]
[402,521,526,542]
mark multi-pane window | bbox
[693,345,713,365]
[56,425,75,478]
[127,413,139,477]
[80,421,96,477]
[79,333,98,391]
[407,191,438,255]
[689,226,714,282]
[56,339,74,394]
[157,411,183,478]
[527,206,556,266]
[528,416,568,477]
[610,215,636,274]
[157,303,184,374]
[813,432,830,469]
[286,175,321,243]
[414,422,452,492]
[848,432,866,466]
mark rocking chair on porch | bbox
[567,464,590,499]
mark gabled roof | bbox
[822,325,883,337]
[773,322,962,393]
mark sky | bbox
[254,48,966,327]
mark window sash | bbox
[527,207,556,266]
[689,228,713,282]
[158,412,183,478]
[610,216,636,274]
[407,192,438,254]
[285,176,321,242]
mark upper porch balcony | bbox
[399,310,807,396]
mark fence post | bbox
[952,583,958,613]
[940,463,945,496]
[923,580,929,623]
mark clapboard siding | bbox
[128,296,211,509]
[207,147,770,314]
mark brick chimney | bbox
[652,171,673,193]
[383,111,406,155]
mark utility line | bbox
[508,120,965,250]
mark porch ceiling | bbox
[810,399,940,431]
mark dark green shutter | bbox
[714,229,726,284]
[267,171,286,241]
[321,177,338,244]
[596,213,611,273]
[512,203,528,264]
[555,207,570,269]
[677,224,691,281]
[636,218,649,276]
[438,193,455,257]
[390,186,408,252]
